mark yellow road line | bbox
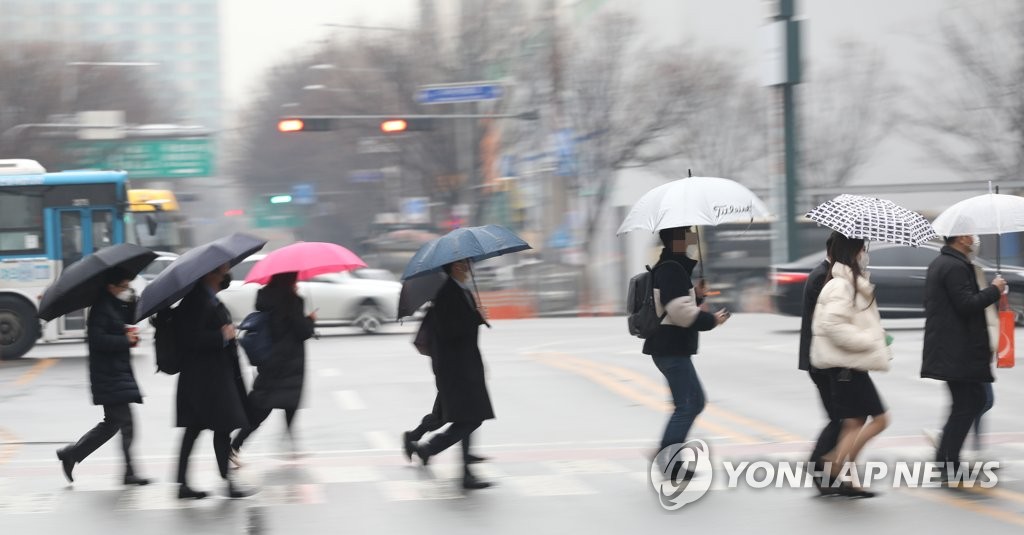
[14,358,57,386]
[963,485,1024,507]
[531,352,759,444]
[0,427,20,466]
[911,488,1024,528]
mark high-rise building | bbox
[0,0,222,131]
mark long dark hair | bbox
[827,234,875,307]
[268,272,298,293]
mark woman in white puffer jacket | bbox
[811,234,891,497]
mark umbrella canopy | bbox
[616,176,772,235]
[931,193,1024,237]
[37,243,156,321]
[398,271,447,319]
[806,194,937,246]
[134,233,266,322]
[401,225,531,280]
[244,242,367,285]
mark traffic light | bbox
[277,117,333,132]
[269,194,293,204]
[380,118,434,134]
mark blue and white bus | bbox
[0,159,131,360]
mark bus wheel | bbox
[0,296,38,360]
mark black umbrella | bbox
[134,233,267,322]
[38,244,157,321]
[398,271,447,319]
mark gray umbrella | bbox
[134,233,266,322]
[398,271,447,319]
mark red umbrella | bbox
[244,242,367,284]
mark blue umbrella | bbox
[401,225,531,281]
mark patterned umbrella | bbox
[806,194,938,246]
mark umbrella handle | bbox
[468,263,492,329]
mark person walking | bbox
[922,235,1004,481]
[173,264,256,499]
[57,268,151,486]
[798,232,843,496]
[231,272,316,461]
[811,234,890,498]
[643,226,729,480]
[409,259,495,490]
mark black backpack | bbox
[626,262,677,339]
[238,311,273,367]
[151,307,181,374]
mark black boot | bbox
[402,432,416,463]
[56,447,76,483]
[465,453,489,464]
[124,474,152,486]
[177,484,208,500]
[414,443,432,466]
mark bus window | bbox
[0,190,44,254]
[92,210,114,250]
[60,212,84,267]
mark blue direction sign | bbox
[415,82,505,105]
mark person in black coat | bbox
[923,236,1005,478]
[57,268,150,486]
[173,264,255,500]
[231,272,315,459]
[410,259,495,490]
[798,231,843,495]
[643,227,728,480]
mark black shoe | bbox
[835,483,876,498]
[465,454,489,464]
[56,447,75,483]
[123,474,152,486]
[414,444,431,466]
[227,480,258,499]
[177,485,208,500]
[462,473,493,490]
[812,476,843,497]
[402,432,416,463]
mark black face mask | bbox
[219,272,232,290]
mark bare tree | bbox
[0,41,179,165]
[909,0,1024,182]
[800,40,899,188]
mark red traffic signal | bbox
[380,118,434,134]
[381,119,408,133]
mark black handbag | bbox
[413,309,434,356]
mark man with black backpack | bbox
[643,227,728,480]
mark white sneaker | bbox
[922,428,942,449]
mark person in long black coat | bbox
[173,264,255,500]
[798,231,843,495]
[231,272,315,458]
[922,236,1005,478]
[410,259,495,490]
[57,268,150,486]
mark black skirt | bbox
[829,368,886,418]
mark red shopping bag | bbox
[997,294,1015,368]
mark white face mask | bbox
[116,288,135,302]
[969,235,981,259]
[857,251,870,271]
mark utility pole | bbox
[766,0,802,264]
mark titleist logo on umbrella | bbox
[713,203,753,218]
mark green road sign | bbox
[66,138,214,179]
[249,202,304,229]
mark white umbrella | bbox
[806,194,938,246]
[931,193,1024,237]
[931,192,1024,272]
[615,176,771,235]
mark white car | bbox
[138,252,179,282]
[219,255,402,333]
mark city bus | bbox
[0,159,130,360]
[126,188,192,253]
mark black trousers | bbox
[937,381,988,465]
[232,407,297,450]
[408,396,479,463]
[808,370,842,470]
[66,404,135,474]
[422,420,482,469]
[177,428,231,485]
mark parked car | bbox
[219,255,402,333]
[770,243,1024,322]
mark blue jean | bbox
[653,356,706,451]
